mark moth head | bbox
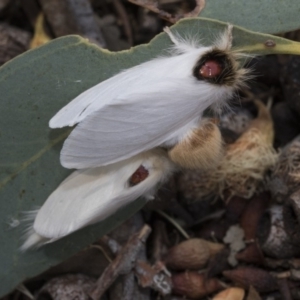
[193,25,250,90]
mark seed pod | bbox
[207,248,230,278]
[245,286,262,300]
[289,189,300,225]
[223,267,277,293]
[172,272,222,299]
[225,195,249,224]
[277,278,293,300]
[212,287,245,300]
[164,238,224,270]
[240,192,271,241]
[236,242,264,265]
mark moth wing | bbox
[48,60,179,129]
[21,150,174,250]
[60,79,211,169]
[49,74,130,128]
[49,50,204,129]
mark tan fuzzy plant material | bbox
[179,100,278,200]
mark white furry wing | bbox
[60,79,216,169]
[21,149,174,250]
[49,48,209,129]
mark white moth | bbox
[21,25,248,250]
[22,149,174,250]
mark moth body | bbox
[22,26,249,250]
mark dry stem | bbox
[127,0,205,23]
[89,225,152,300]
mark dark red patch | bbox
[129,165,149,186]
[199,60,222,78]
[193,49,235,85]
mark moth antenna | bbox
[163,27,179,46]
[226,24,233,49]
[163,26,198,53]
[214,23,233,51]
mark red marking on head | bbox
[200,60,222,78]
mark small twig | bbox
[30,13,51,49]
[182,0,206,19]
[90,245,113,263]
[156,210,190,239]
[121,272,136,300]
[127,0,205,24]
[89,225,152,300]
[193,209,226,226]
[39,0,106,46]
[218,280,230,289]
[152,220,169,261]
[16,284,34,300]
[167,198,195,227]
[266,96,273,111]
[128,0,175,23]
[112,0,133,45]
[272,271,291,279]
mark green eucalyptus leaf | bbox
[1,17,300,296]
[171,18,300,55]
[200,0,300,34]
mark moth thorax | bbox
[193,49,238,86]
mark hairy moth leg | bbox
[168,120,224,170]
